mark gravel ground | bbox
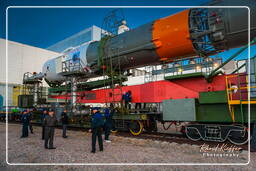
[0,123,255,171]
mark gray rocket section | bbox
[86,22,160,71]
[189,0,256,56]
[208,0,256,51]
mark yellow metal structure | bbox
[12,85,23,106]
[225,74,256,122]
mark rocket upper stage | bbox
[152,10,196,61]
[87,0,256,70]
[42,0,256,85]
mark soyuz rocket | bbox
[42,0,256,86]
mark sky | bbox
[0,0,255,60]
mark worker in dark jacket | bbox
[91,107,104,153]
[104,107,113,142]
[61,109,69,138]
[20,110,29,138]
[122,91,132,109]
[41,110,48,140]
[28,109,34,134]
[43,109,57,149]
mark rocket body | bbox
[43,0,256,85]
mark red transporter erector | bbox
[51,74,248,103]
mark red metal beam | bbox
[51,74,232,103]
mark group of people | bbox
[20,106,113,153]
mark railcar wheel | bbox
[186,127,201,141]
[143,119,157,133]
[129,120,143,136]
[228,130,248,145]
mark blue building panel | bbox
[47,25,103,53]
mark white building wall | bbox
[0,38,60,85]
[92,25,103,41]
[0,39,60,106]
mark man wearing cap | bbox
[28,109,34,134]
[91,107,104,153]
[122,91,132,109]
[20,110,29,138]
[43,109,57,149]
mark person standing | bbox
[61,109,69,138]
[28,109,34,134]
[117,20,130,34]
[43,109,57,149]
[122,91,132,109]
[104,107,113,142]
[41,110,48,140]
[91,107,104,153]
[20,110,29,138]
[251,122,256,152]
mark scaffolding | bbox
[22,72,46,107]
[144,65,158,83]
[100,9,126,108]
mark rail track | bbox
[2,121,249,151]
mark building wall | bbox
[0,38,60,106]
[0,38,60,85]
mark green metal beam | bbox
[164,72,205,80]
[48,76,127,93]
[77,75,127,90]
[231,63,246,74]
[205,38,256,82]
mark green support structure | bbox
[231,63,246,74]
[48,76,127,94]
[205,38,256,82]
[164,72,205,80]
[199,91,227,104]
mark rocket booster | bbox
[43,0,256,85]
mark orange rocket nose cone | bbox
[152,9,196,60]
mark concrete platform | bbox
[0,123,255,171]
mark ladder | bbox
[100,9,125,108]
